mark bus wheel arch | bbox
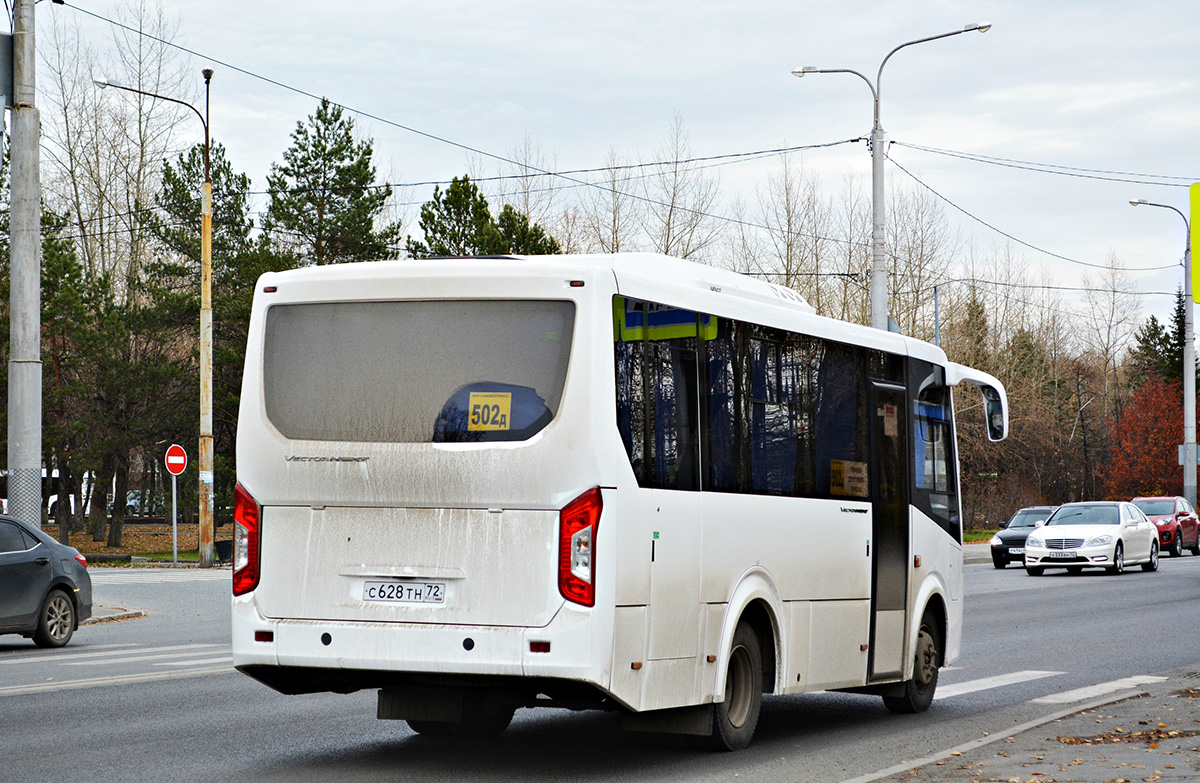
[713,574,782,704]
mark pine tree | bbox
[264,99,401,265]
[406,175,561,258]
[146,141,297,519]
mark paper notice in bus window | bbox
[883,403,898,437]
[468,392,512,431]
[830,460,869,498]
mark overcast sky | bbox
[39,0,1200,326]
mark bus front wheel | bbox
[882,612,940,715]
[705,621,763,751]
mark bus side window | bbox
[614,297,700,491]
[909,359,959,538]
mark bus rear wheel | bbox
[704,621,762,751]
[882,612,940,715]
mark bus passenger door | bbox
[868,381,909,682]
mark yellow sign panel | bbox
[830,460,869,498]
[1192,183,1200,304]
[467,392,512,431]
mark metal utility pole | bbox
[792,23,991,330]
[1130,199,1196,512]
[7,0,42,528]
[94,70,215,565]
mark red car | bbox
[1131,496,1200,558]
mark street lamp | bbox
[793,23,991,331]
[1130,199,1196,511]
[96,70,217,567]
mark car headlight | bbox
[989,535,1002,546]
[1026,536,1043,548]
[1087,535,1113,547]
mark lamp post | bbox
[793,23,991,331]
[96,70,216,567]
[1130,199,1196,511]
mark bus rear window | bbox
[263,300,575,443]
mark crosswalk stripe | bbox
[1030,675,1168,703]
[154,656,234,667]
[90,569,230,584]
[0,643,217,665]
[62,646,227,666]
[0,666,234,697]
[935,670,1063,700]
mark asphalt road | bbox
[2,554,1198,783]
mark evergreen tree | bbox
[146,141,297,519]
[1127,314,1173,386]
[264,98,401,265]
[1127,289,1189,388]
[407,175,561,258]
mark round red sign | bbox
[165,444,188,476]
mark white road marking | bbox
[90,569,230,584]
[153,656,234,667]
[1030,675,1168,703]
[61,645,226,666]
[0,643,216,665]
[934,670,1062,700]
[0,643,138,664]
[0,666,234,697]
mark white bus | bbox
[231,253,1007,750]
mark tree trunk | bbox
[107,456,129,548]
[90,459,113,543]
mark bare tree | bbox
[754,153,835,310]
[42,0,193,292]
[581,148,642,253]
[640,114,723,260]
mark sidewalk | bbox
[868,672,1200,783]
[964,542,991,565]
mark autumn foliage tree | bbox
[1100,377,1185,498]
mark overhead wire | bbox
[885,150,1180,273]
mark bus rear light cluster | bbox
[233,483,261,596]
[558,487,602,607]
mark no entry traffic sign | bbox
[165,444,188,476]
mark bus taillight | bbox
[233,483,261,596]
[559,487,602,607]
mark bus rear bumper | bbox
[231,597,610,695]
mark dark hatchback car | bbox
[989,506,1057,568]
[0,515,92,647]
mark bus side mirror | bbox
[981,385,1006,442]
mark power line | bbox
[893,141,1197,186]
[886,151,1180,273]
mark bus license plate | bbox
[363,581,446,604]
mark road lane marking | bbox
[61,645,227,666]
[154,656,234,667]
[90,570,230,584]
[0,643,218,665]
[0,643,138,663]
[934,670,1062,700]
[0,666,234,697]
[1030,675,1168,703]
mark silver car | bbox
[0,515,93,646]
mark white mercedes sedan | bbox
[1024,501,1158,576]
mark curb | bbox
[81,605,146,626]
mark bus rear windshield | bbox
[263,300,575,443]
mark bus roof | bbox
[256,252,953,367]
